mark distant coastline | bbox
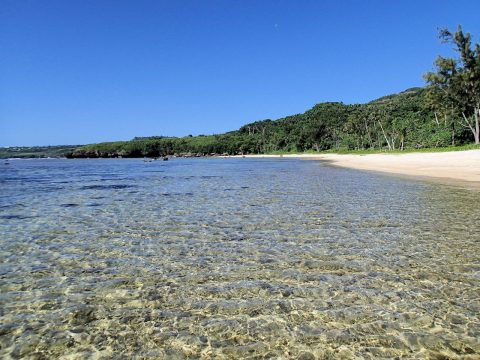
[0,145,79,159]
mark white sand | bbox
[236,150,480,187]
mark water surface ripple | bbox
[0,158,479,359]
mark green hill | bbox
[66,87,472,158]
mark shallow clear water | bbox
[0,158,479,359]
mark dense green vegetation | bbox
[66,86,476,158]
[0,145,80,159]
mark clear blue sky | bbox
[1,0,479,146]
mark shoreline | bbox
[234,150,480,189]
[6,150,479,189]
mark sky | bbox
[1,0,480,146]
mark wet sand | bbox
[238,150,480,188]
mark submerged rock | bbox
[69,306,97,326]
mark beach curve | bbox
[236,150,480,188]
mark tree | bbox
[424,26,480,144]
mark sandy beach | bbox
[239,150,480,187]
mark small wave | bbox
[81,184,135,190]
[161,192,194,196]
[0,214,33,220]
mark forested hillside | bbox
[66,87,473,158]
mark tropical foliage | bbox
[66,86,474,158]
[424,26,480,144]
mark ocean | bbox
[0,158,479,358]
